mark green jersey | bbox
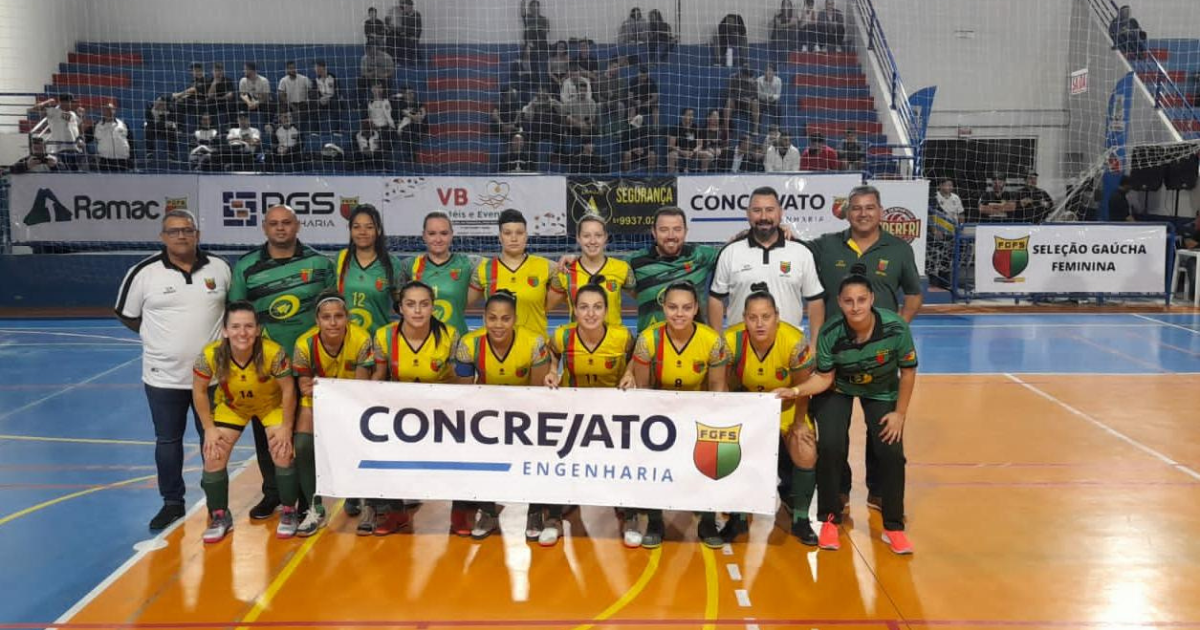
[626,243,720,332]
[229,241,336,352]
[335,248,404,334]
[401,252,476,335]
[806,229,922,315]
[815,307,918,401]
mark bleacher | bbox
[24,41,895,174]
[1143,38,1200,140]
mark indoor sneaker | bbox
[202,509,233,544]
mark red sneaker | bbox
[449,507,472,537]
[373,509,412,536]
[818,517,840,550]
[882,530,913,555]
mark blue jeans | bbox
[144,384,205,505]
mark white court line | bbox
[1004,373,1200,482]
[1132,313,1200,335]
[725,563,742,581]
[0,329,141,344]
[0,357,140,422]
[734,589,752,607]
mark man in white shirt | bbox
[28,93,81,158]
[115,210,231,530]
[764,132,800,172]
[238,62,273,116]
[277,60,312,118]
[270,110,303,172]
[354,117,383,170]
[223,113,261,170]
[936,177,965,224]
[93,103,131,172]
[755,63,782,132]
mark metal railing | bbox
[851,0,923,172]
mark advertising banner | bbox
[315,379,780,514]
[380,176,567,236]
[974,224,1167,294]
[8,174,197,243]
[566,177,676,235]
[197,175,383,245]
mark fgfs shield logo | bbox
[223,192,258,227]
[992,235,1030,282]
[693,423,742,481]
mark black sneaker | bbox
[149,504,186,530]
[344,498,362,517]
[791,519,819,546]
[641,519,664,549]
[249,496,281,520]
[697,516,724,549]
[719,514,747,543]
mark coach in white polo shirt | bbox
[708,185,826,331]
[115,209,231,531]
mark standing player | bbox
[627,207,721,331]
[334,204,403,334]
[629,281,729,549]
[291,291,374,536]
[543,277,634,547]
[229,204,336,520]
[454,290,551,540]
[403,212,476,336]
[470,209,554,338]
[370,281,460,535]
[547,215,635,325]
[724,284,819,545]
[192,302,298,543]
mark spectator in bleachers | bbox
[205,62,236,127]
[367,82,395,139]
[698,109,729,171]
[840,128,865,171]
[364,7,386,46]
[189,114,220,171]
[815,0,846,53]
[764,131,800,172]
[520,0,551,58]
[143,95,180,165]
[354,118,385,170]
[629,65,659,125]
[548,41,572,91]
[223,112,261,171]
[935,178,965,224]
[975,174,1015,222]
[501,133,537,172]
[666,107,701,174]
[277,61,312,118]
[647,10,675,62]
[618,103,656,172]
[268,110,303,172]
[76,105,95,160]
[28,93,81,156]
[1109,5,1147,59]
[1108,176,1135,222]
[619,7,649,45]
[310,61,338,126]
[171,62,209,128]
[560,63,596,123]
[493,86,524,137]
[595,60,626,119]
[730,133,764,173]
[724,64,760,134]
[796,0,819,54]
[93,104,131,172]
[386,0,423,67]
[238,62,273,117]
[511,42,540,99]
[714,13,748,67]
[770,0,801,51]
[800,132,839,170]
[756,64,782,133]
[574,39,599,81]
[8,137,58,174]
[394,86,428,166]
[1016,171,1054,223]
[522,87,565,151]
[359,44,396,103]
[569,138,610,173]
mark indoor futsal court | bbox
[1,310,1198,630]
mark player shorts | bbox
[213,404,284,430]
[300,395,313,409]
[780,412,815,435]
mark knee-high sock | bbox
[201,469,229,514]
[294,432,316,507]
[275,465,299,508]
[791,467,816,523]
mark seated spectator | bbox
[647,9,676,62]
[595,61,626,119]
[387,0,423,67]
[619,8,648,45]
[394,86,429,165]
[171,62,209,128]
[935,177,965,224]
[501,133,537,172]
[93,104,131,172]
[697,109,728,171]
[522,87,564,148]
[574,39,599,81]
[569,138,610,173]
[756,64,782,132]
[629,66,660,124]
[358,44,396,103]
[770,0,801,51]
[714,13,748,67]
[189,114,221,171]
[1108,176,1135,222]
[1016,171,1054,223]
[8,137,59,174]
[764,131,800,172]
[143,95,180,164]
[354,118,386,170]
[730,133,764,173]
[547,41,571,90]
[815,0,845,53]
[364,7,387,46]
[367,83,395,141]
[799,132,839,170]
[975,174,1015,222]
[204,62,236,127]
[520,0,551,57]
[238,62,273,117]
[28,93,81,156]
[723,64,759,133]
[1109,5,1147,58]
[666,107,701,173]
[310,60,338,130]
[840,128,865,170]
[268,110,303,172]
[277,61,312,118]
[560,64,597,125]
[222,112,262,170]
[511,43,540,99]
[796,0,819,53]
[618,103,656,172]
[492,86,524,136]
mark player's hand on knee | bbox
[879,412,905,444]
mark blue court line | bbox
[358,460,512,472]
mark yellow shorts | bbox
[780,412,814,435]
[300,396,313,409]
[213,404,284,429]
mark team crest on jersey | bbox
[693,422,742,481]
[516,366,528,377]
[683,261,694,272]
[300,269,311,282]
[605,357,616,369]
[877,259,889,273]
[692,360,705,373]
[343,361,355,372]
[876,349,889,364]
[204,277,216,290]
[527,276,540,288]
[775,367,788,380]
[902,349,916,362]
[606,279,619,292]
[450,269,461,280]
[780,260,791,274]
[375,278,385,291]
[431,359,444,372]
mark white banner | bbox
[197,175,383,245]
[380,176,568,237]
[314,379,780,514]
[974,224,1167,294]
[678,175,928,270]
[7,174,197,243]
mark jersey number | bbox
[352,292,367,308]
[238,390,254,399]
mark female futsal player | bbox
[778,264,917,555]
[629,281,729,549]
[192,301,297,543]
[546,215,635,325]
[454,290,551,540]
[403,212,476,336]
[335,204,403,334]
[470,209,554,337]
[370,281,460,535]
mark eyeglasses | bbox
[162,228,197,237]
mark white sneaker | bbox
[622,513,643,548]
[525,509,544,540]
[296,506,326,538]
[538,520,560,547]
[276,506,299,539]
[471,511,498,540]
[203,509,233,544]
[800,45,809,53]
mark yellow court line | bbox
[0,473,157,527]
[572,547,662,630]
[233,500,343,630]
[701,545,719,630]
[0,433,255,450]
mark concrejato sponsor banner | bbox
[314,379,779,514]
[8,174,198,243]
[974,224,1167,294]
[381,176,568,237]
[197,175,383,245]
[567,177,676,235]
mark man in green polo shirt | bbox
[228,204,336,519]
[805,184,923,511]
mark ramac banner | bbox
[314,379,780,514]
[197,175,384,245]
[974,224,1167,294]
[380,176,568,237]
[8,174,198,243]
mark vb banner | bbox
[314,379,780,514]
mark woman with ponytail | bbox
[335,204,403,334]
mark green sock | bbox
[201,469,229,514]
[791,467,816,524]
[276,465,299,508]
[294,432,316,507]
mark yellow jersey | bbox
[549,257,635,327]
[632,322,729,391]
[454,326,549,386]
[373,322,460,383]
[548,323,631,388]
[471,255,553,337]
[194,338,291,419]
[292,324,375,407]
[725,322,814,432]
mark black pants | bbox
[813,391,906,531]
[841,431,882,497]
[250,416,279,503]
[144,384,205,505]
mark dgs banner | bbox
[197,175,383,245]
[8,174,197,243]
[567,177,676,235]
[314,379,780,514]
[381,176,567,236]
[974,224,1167,294]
